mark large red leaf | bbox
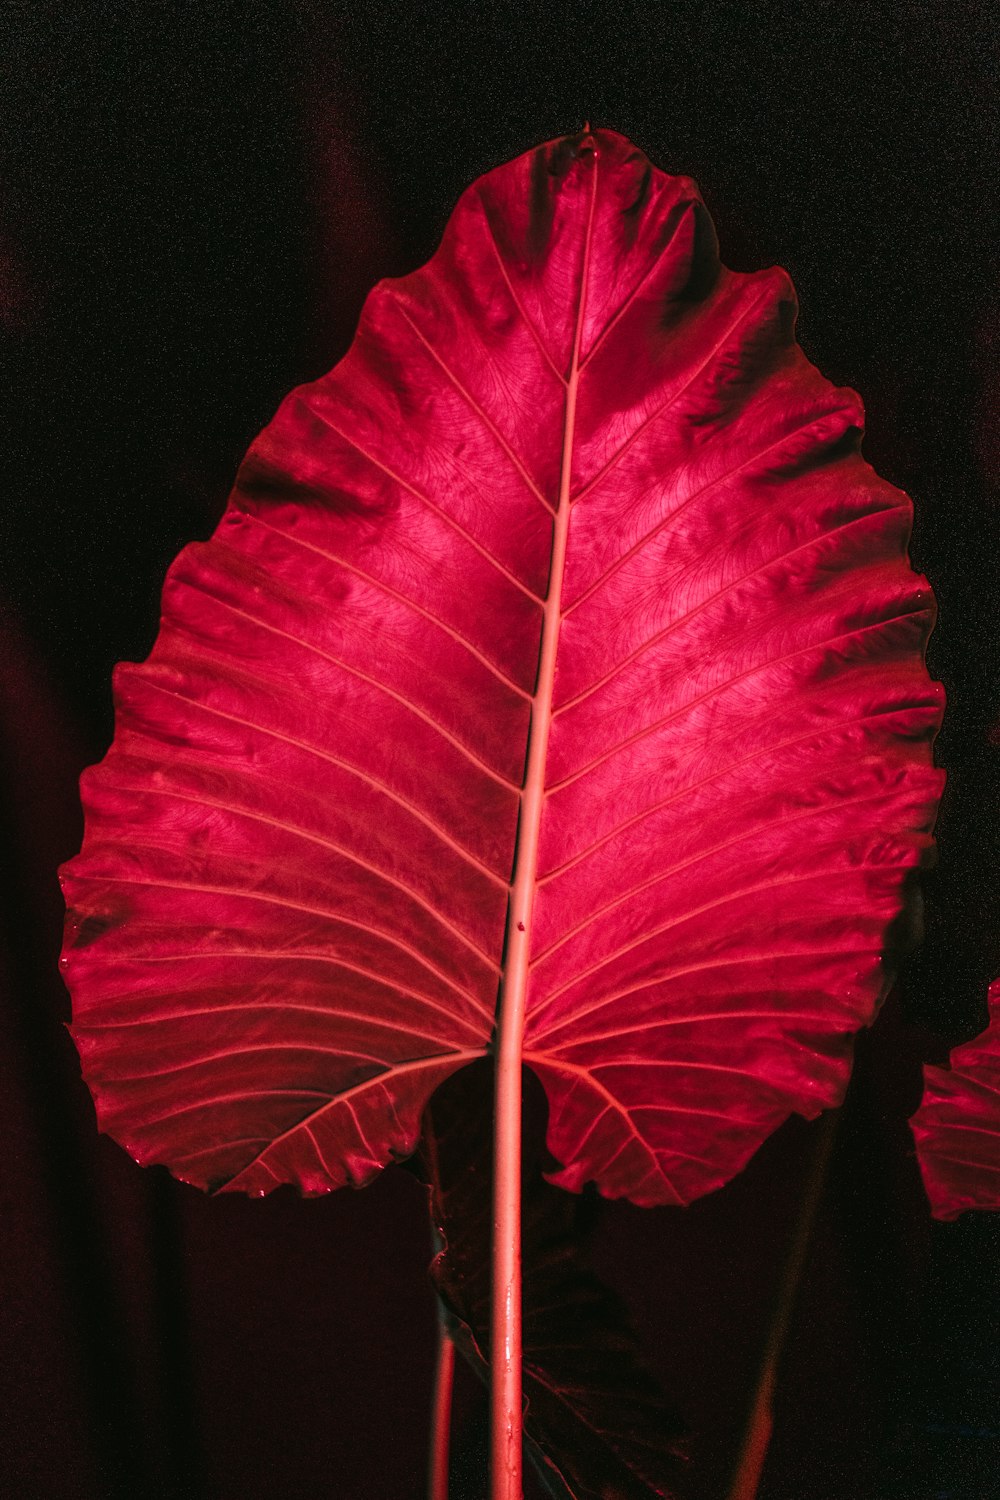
[910,980,1000,1219]
[60,127,944,1205]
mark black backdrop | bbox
[2,4,998,1498]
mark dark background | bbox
[2,3,998,1497]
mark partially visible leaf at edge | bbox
[910,979,1000,1219]
[59,127,944,1206]
[412,1060,689,1499]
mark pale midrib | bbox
[498,164,597,1042]
[490,146,598,1495]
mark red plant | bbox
[911,979,1000,1219]
[61,128,949,1497]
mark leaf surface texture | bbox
[61,128,944,1203]
[911,979,1000,1219]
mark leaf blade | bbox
[61,128,943,1206]
[910,980,1000,1219]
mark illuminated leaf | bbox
[60,128,943,1206]
[911,979,1000,1219]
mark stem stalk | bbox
[428,1316,455,1500]
[489,138,597,1500]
